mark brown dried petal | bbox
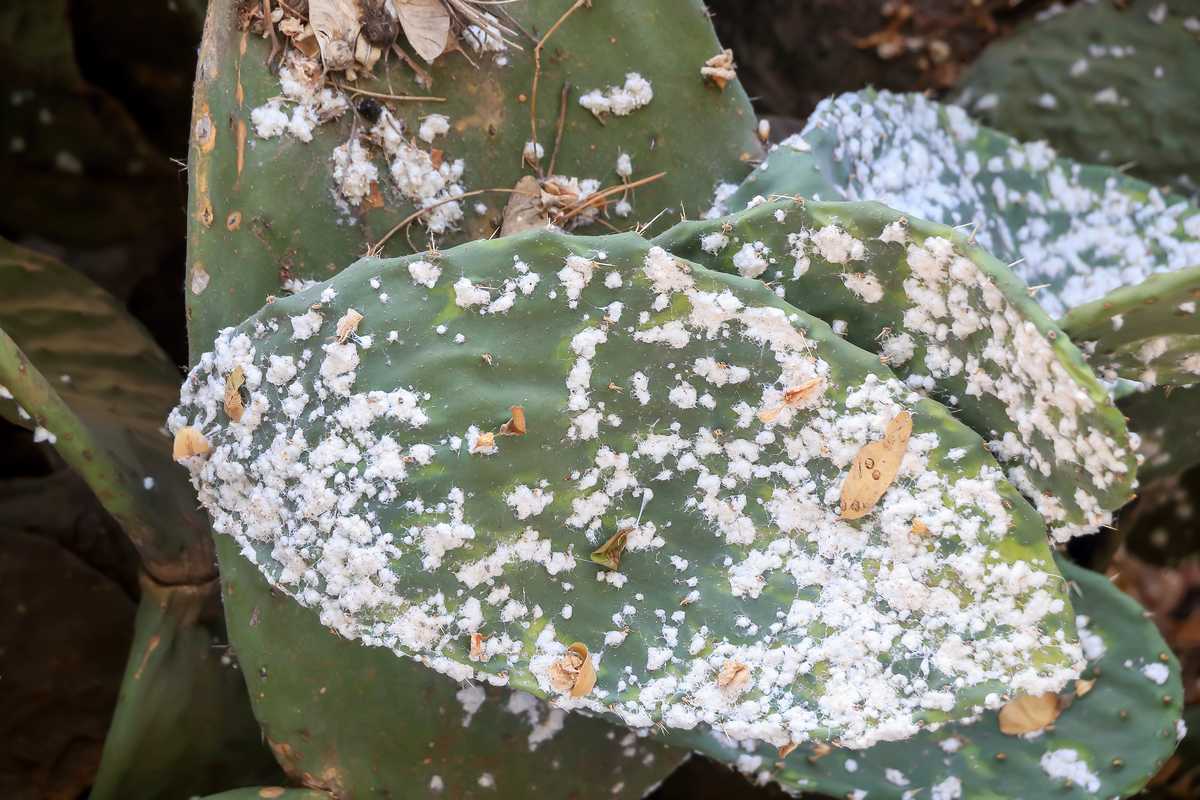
[335,308,364,343]
[395,0,451,63]
[498,405,526,436]
[998,692,1060,735]
[173,427,211,461]
[469,632,487,662]
[839,410,913,520]
[549,643,596,698]
[223,365,247,422]
[590,528,632,570]
[716,660,750,693]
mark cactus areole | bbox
[171,230,1086,751]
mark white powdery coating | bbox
[806,90,1200,317]
[330,136,378,207]
[1142,662,1170,685]
[842,272,883,303]
[579,73,654,117]
[700,232,729,254]
[249,52,347,142]
[172,245,1084,753]
[418,114,450,144]
[931,775,962,800]
[408,260,442,289]
[374,109,466,235]
[732,242,770,278]
[290,309,323,340]
[1040,749,1100,793]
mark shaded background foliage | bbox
[1,1,1197,798]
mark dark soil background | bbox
[2,1,1197,798]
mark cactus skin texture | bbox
[665,556,1183,799]
[654,198,1136,543]
[1061,265,1200,387]
[0,240,280,797]
[186,0,761,356]
[173,227,1085,759]
[201,792,330,800]
[216,534,685,798]
[954,0,1200,196]
[1119,384,1200,487]
[723,90,1200,388]
[0,238,213,583]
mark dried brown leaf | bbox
[590,528,632,570]
[396,0,451,63]
[498,405,526,436]
[910,519,929,536]
[172,427,211,461]
[335,308,364,343]
[549,642,596,698]
[469,632,487,662]
[310,0,364,71]
[500,175,548,236]
[839,410,913,520]
[998,691,1060,735]
[716,660,750,693]
[470,431,496,454]
[1074,678,1095,697]
[777,742,798,759]
[223,366,247,422]
[757,376,825,423]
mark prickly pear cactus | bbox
[172,228,1085,757]
[668,556,1184,799]
[955,0,1200,196]
[654,198,1136,542]
[0,238,210,583]
[722,90,1200,390]
[217,534,685,798]
[187,0,761,354]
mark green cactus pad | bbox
[90,576,281,800]
[1061,265,1200,386]
[669,556,1184,800]
[186,0,761,354]
[0,238,212,584]
[721,90,1200,389]
[173,228,1082,752]
[1121,384,1200,486]
[954,0,1200,196]
[654,198,1136,542]
[216,534,685,798]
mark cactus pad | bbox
[654,198,1136,542]
[670,556,1183,799]
[216,534,685,798]
[955,0,1200,196]
[172,229,1084,752]
[187,0,761,353]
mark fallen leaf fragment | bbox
[549,642,596,698]
[470,431,496,454]
[469,632,487,662]
[777,742,798,759]
[810,742,832,759]
[500,175,548,236]
[223,365,247,422]
[335,308,364,343]
[757,376,825,423]
[998,691,1060,735]
[1075,678,1096,697]
[910,519,929,536]
[396,0,452,63]
[173,427,211,461]
[590,527,632,570]
[498,405,526,436]
[310,0,365,71]
[701,49,737,89]
[716,660,750,693]
[839,410,913,520]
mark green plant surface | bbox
[0,238,212,585]
[1120,462,1200,567]
[668,556,1184,800]
[654,198,1135,542]
[1121,383,1200,487]
[201,790,331,800]
[1061,265,1200,386]
[954,0,1200,196]
[90,575,282,800]
[172,227,1083,754]
[216,534,685,798]
[717,89,1200,392]
[186,0,762,355]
